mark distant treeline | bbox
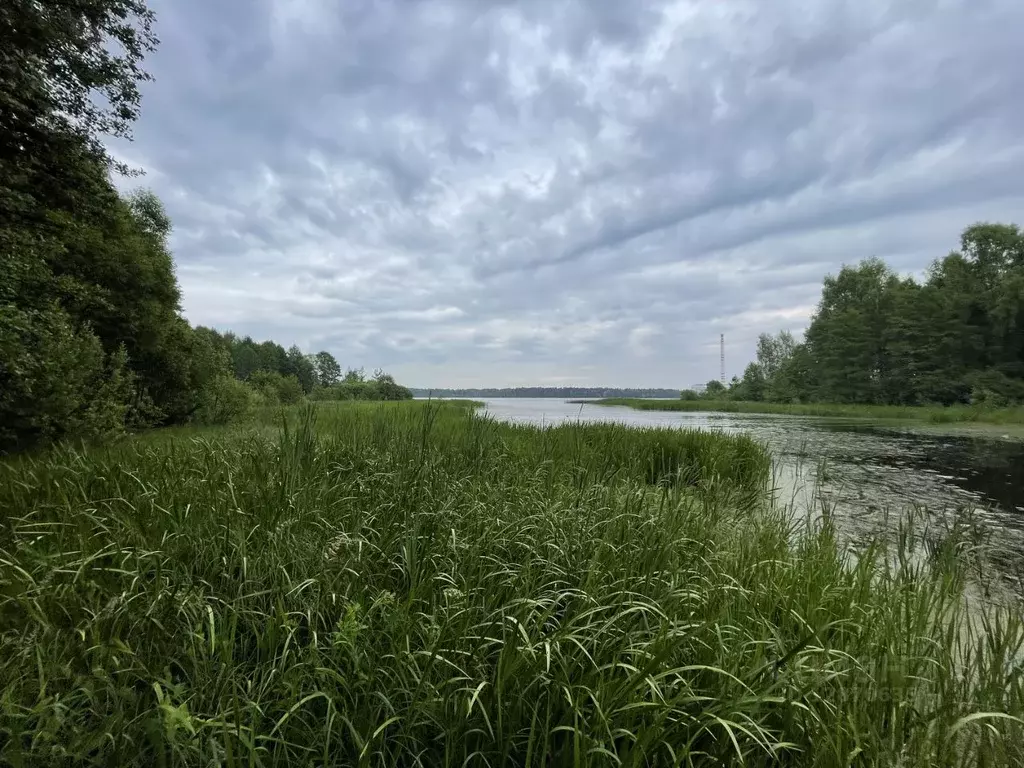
[411,387,680,399]
[0,5,409,453]
[697,223,1024,407]
[191,329,413,416]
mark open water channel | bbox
[474,397,1024,591]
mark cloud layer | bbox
[117,0,1024,387]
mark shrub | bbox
[968,369,1024,407]
[192,374,256,425]
[372,371,413,400]
[248,370,304,405]
[310,381,378,401]
[0,304,133,451]
[275,374,304,404]
[310,375,413,401]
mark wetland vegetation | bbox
[2,401,1023,765]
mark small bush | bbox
[968,369,1024,407]
[0,305,133,451]
[309,371,413,402]
[275,374,304,404]
[248,370,304,405]
[192,374,256,425]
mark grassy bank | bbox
[1,401,1021,765]
[593,397,1024,425]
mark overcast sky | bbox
[116,0,1024,388]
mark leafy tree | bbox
[742,223,1024,408]
[1,174,199,443]
[736,363,766,402]
[703,380,726,398]
[755,331,796,381]
[285,345,316,393]
[256,340,288,375]
[0,0,185,450]
[803,259,900,403]
[414,387,681,398]
[343,367,366,384]
[772,344,813,403]
[231,338,261,380]
[0,0,157,168]
[314,351,342,387]
[126,189,172,239]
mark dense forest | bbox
[703,224,1024,407]
[0,0,408,454]
[410,387,681,399]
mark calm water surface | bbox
[473,397,1024,584]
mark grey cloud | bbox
[118,0,1024,386]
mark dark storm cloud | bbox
[116,0,1024,387]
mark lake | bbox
[470,397,1024,590]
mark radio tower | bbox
[720,334,725,384]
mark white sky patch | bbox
[383,306,465,322]
[628,324,661,356]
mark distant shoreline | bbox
[410,388,680,399]
[590,397,1024,437]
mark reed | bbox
[0,401,1020,765]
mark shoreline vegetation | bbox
[649,226,1024,425]
[2,401,1023,765]
[590,398,1024,427]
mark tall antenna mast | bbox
[720,334,725,384]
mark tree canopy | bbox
[719,223,1024,407]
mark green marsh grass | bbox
[592,398,1024,426]
[0,401,1021,765]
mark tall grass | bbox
[0,401,1021,766]
[594,398,1024,425]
